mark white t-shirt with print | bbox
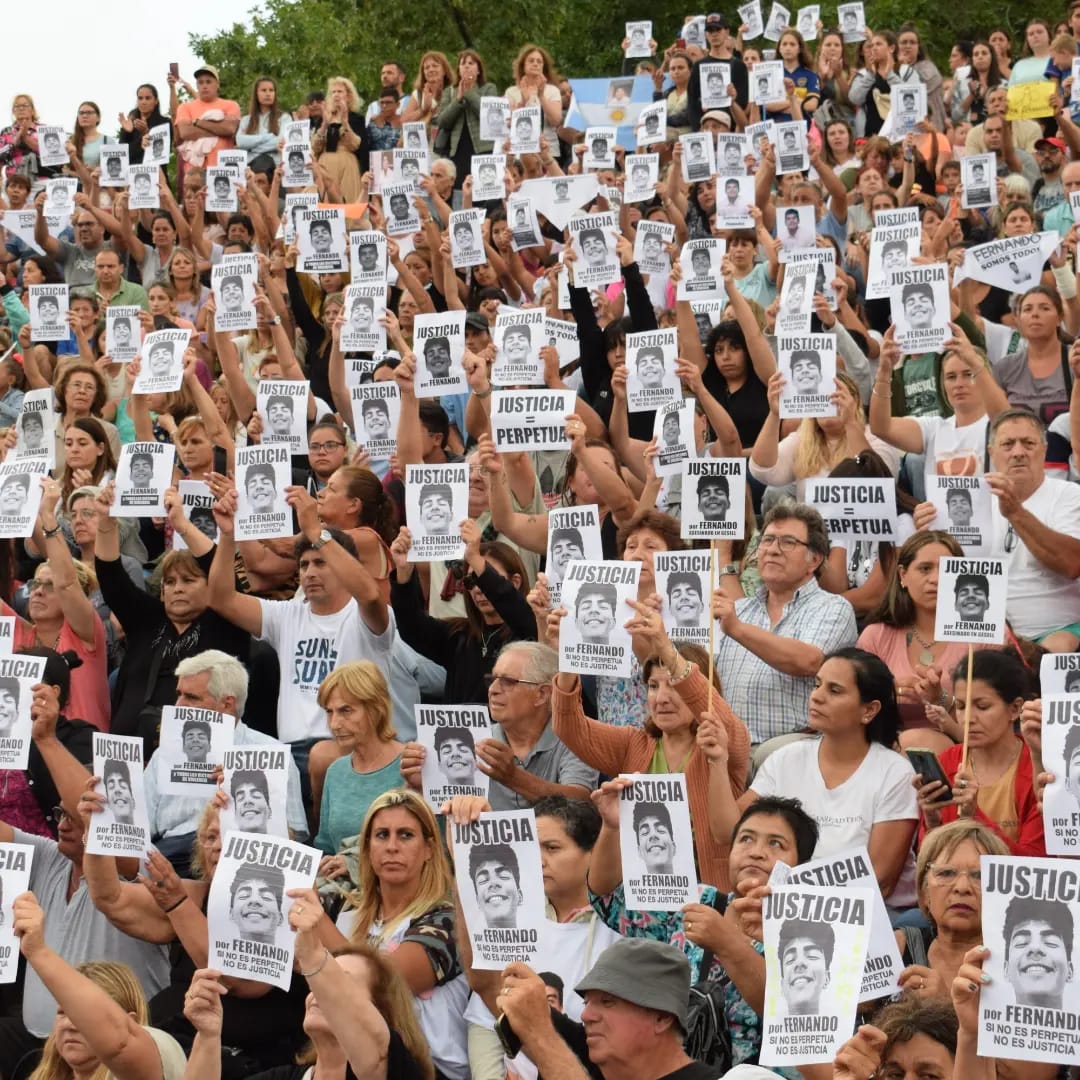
[258,595,395,742]
[915,414,989,482]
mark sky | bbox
[6,0,259,134]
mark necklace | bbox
[909,628,936,666]
[480,626,502,657]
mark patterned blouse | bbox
[372,901,461,987]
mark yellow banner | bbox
[1006,81,1055,120]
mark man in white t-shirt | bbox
[987,409,1080,650]
[207,484,397,808]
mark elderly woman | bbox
[311,76,368,203]
[0,93,41,180]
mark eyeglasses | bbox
[484,674,544,689]
[309,441,345,453]
[927,865,982,887]
[27,579,56,593]
[49,806,73,826]
[758,533,811,553]
[71,508,98,521]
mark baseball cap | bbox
[1035,136,1066,152]
[575,939,691,1029]
[702,110,733,128]
[705,11,729,29]
[193,64,221,81]
[464,312,491,333]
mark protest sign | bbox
[283,193,318,245]
[413,311,467,397]
[0,461,46,539]
[490,390,575,452]
[837,1,865,41]
[2,211,43,257]
[545,316,580,373]
[113,441,174,517]
[520,174,599,232]
[99,145,129,188]
[654,551,712,647]
[0,655,47,770]
[681,458,747,541]
[220,747,291,838]
[449,208,486,269]
[700,63,733,110]
[144,124,171,168]
[567,212,620,289]
[350,382,399,461]
[962,154,996,210]
[954,232,1060,293]
[624,153,659,203]
[235,445,292,541]
[546,505,603,605]
[777,263,816,335]
[635,101,667,148]
[778,334,837,419]
[633,219,675,276]
[653,400,697,477]
[1041,653,1080,696]
[891,83,927,138]
[933,557,1008,644]
[472,154,507,202]
[416,704,492,807]
[677,239,724,300]
[739,0,765,37]
[173,480,218,550]
[341,283,387,354]
[625,328,680,412]
[132,329,189,393]
[625,20,653,58]
[11,390,55,470]
[583,126,617,172]
[507,195,542,251]
[0,619,13,656]
[680,132,716,183]
[776,205,816,263]
[928,476,992,557]
[764,0,791,39]
[282,143,314,189]
[158,706,233,796]
[509,106,541,155]
[775,121,809,174]
[257,379,309,454]
[1041,695,1080,854]
[297,207,347,272]
[491,308,546,386]
[806,477,897,543]
[558,560,641,678]
[205,167,237,212]
[28,285,69,343]
[714,174,755,228]
[212,258,257,332]
[0,844,32,982]
[105,306,141,363]
[348,230,387,284]
[797,5,820,38]
[867,221,922,299]
[38,127,69,168]
[406,463,468,562]
[479,97,510,143]
[44,178,77,219]
[618,774,697,910]
[751,60,785,105]
[86,733,149,857]
[127,166,159,210]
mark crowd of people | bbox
[0,4,1079,1079]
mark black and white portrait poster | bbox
[751,60,786,105]
[235,444,292,541]
[217,149,247,178]
[866,220,922,299]
[837,1,865,42]
[558,559,641,677]
[928,475,992,557]
[654,551,711,647]
[777,262,816,335]
[406,463,468,562]
[680,132,716,184]
[546,505,603,606]
[350,382,400,460]
[297,207,347,272]
[452,810,546,970]
[625,20,653,58]
[716,133,750,175]
[208,832,319,989]
[636,101,667,149]
[618,773,697,910]
[507,195,542,252]
[257,379,309,454]
[0,617,14,656]
[479,96,511,143]
[105,305,141,363]
[393,148,425,192]
[341,284,387,354]
[776,205,816,264]
[413,311,467,397]
[133,328,189,394]
[12,389,55,469]
[212,260,257,333]
[634,219,675,276]
[173,479,218,550]
[933,556,1008,644]
[98,145,129,188]
[1040,652,1080,696]
[773,846,902,1002]
[761,884,872,1067]
[37,126,69,169]
[416,704,492,808]
[690,300,724,343]
[568,212,620,290]
[797,5,820,38]
[582,126,617,173]
[623,153,659,204]
[282,144,314,190]
[205,167,237,213]
[144,123,171,168]
[787,246,838,309]
[546,315,580,371]
[625,328,679,413]
[348,231,387,285]
[0,655,46,769]
[401,121,430,160]
[158,706,233,796]
[0,843,33,982]
[764,0,791,40]
[976,855,1080,1066]
[653,399,697,477]
[471,154,507,202]
[890,83,927,138]
[700,62,733,110]
[715,174,755,229]
[521,174,600,232]
[281,119,310,149]
[220,747,290,838]
[739,0,765,38]
[745,120,777,168]
[1040,695,1080,855]
[677,238,725,300]
[961,154,996,211]
[681,458,747,541]
[44,178,77,220]
[2,211,43,258]
[509,106,542,156]
[283,193,318,246]
[449,208,486,269]
[0,460,46,539]
[370,150,396,196]
[113,442,174,518]
[955,232,1059,295]
[87,732,149,857]
[778,334,837,419]
[890,263,950,355]
[492,308,546,386]
[775,121,809,175]
[806,477,897,544]
[28,284,69,343]
[490,390,576,452]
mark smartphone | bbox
[905,749,953,801]
[495,1013,522,1058]
[169,62,179,78]
[675,37,687,48]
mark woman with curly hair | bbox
[404,51,455,127]
[505,44,564,146]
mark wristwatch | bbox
[311,529,333,549]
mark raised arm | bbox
[868,331,926,452]
[37,477,98,647]
[206,494,264,636]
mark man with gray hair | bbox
[142,649,308,875]
[401,641,596,809]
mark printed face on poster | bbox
[636,102,667,148]
[12,389,55,470]
[680,132,716,183]
[933,557,1007,643]
[99,145,129,188]
[0,843,33,983]
[132,329,189,394]
[86,733,149,857]
[416,704,492,808]
[961,154,996,210]
[626,20,653,57]
[284,194,318,245]
[752,60,786,105]
[558,559,641,678]
[715,174,755,227]
[890,265,950,355]
[406,463,469,562]
[113,441,174,518]
[740,0,765,38]
[0,460,46,539]
[654,551,711,646]
[205,167,237,213]
[297,208,347,272]
[928,476,992,556]
[625,328,680,413]
[28,285,69,343]
[508,196,542,251]
[624,154,659,203]
[546,505,603,603]
[653,400,697,477]
[479,97,510,143]
[220,747,291,838]
[509,106,541,155]
[159,706,234,796]
[349,231,387,283]
[677,239,725,300]
[257,380,309,454]
[777,205,816,262]
[413,311,467,396]
[106,306,141,363]
[212,260,257,332]
[568,213,620,289]
[235,445,292,541]
[866,223,921,299]
[341,284,388,354]
[492,309,546,386]
[472,154,507,202]
[0,656,46,769]
[634,220,675,276]
[618,774,697,910]
[350,383,399,460]
[1040,694,1080,854]
[283,144,314,189]
[775,122,809,175]
[778,335,837,419]
[173,479,218,550]
[681,458,747,541]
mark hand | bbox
[589,776,633,829]
[1020,698,1042,757]
[710,589,738,634]
[696,710,730,765]
[544,605,567,646]
[499,963,556,1049]
[912,767,951,827]
[951,766,979,818]
[12,892,46,960]
[951,945,990,1035]
[476,739,518,786]
[441,794,492,825]
[832,1025,887,1080]
[287,887,324,935]
[184,969,227,1037]
[675,356,704,396]
[37,475,62,531]
[611,362,628,401]
[138,850,188,913]
[76,775,106,834]
[765,370,785,416]
[399,741,424,792]
[389,526,413,573]
[29,683,61,742]
[318,854,347,880]
[285,485,321,538]
[624,597,670,657]
[211,488,238,538]
[565,413,587,448]
[681,901,727,952]
[985,471,1022,519]
[830,377,859,428]
[731,884,768,941]
[912,500,938,531]
[898,963,948,998]
[461,517,484,566]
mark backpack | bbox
[683,891,736,1072]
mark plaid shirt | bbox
[715,577,857,743]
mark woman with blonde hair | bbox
[312,77,368,203]
[290,788,466,1079]
[0,93,40,181]
[505,44,564,145]
[15,892,186,1080]
[403,51,455,126]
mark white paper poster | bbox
[634,220,675,276]
[778,334,837,419]
[955,232,1060,294]
[677,239,725,300]
[961,154,996,211]
[890,263,950,355]
[106,306,141,363]
[449,208,486,269]
[558,559,641,678]
[416,704,492,808]
[928,475,992,557]
[490,390,575,453]
[681,132,716,183]
[113,441,174,518]
[0,656,47,770]
[405,463,469,562]
[350,382,399,460]
[341,283,388,354]
[752,60,786,105]
[173,479,218,550]
[37,127,69,168]
[205,167,238,213]
[296,207,347,272]
[568,212,620,289]
[509,107,542,156]
[636,102,667,148]
[625,328,680,413]
[546,505,603,606]
[933,556,1008,644]
[618,774,697,910]
[681,458,747,541]
[653,399,697,477]
[257,380,309,454]
[715,174,755,228]
[472,154,507,202]
[479,97,511,143]
[492,308,546,386]
[212,259,257,332]
[624,154,660,204]
[28,285,69,343]
[654,551,712,647]
[837,1,865,42]
[806,477,897,543]
[132,329,189,394]
[866,221,922,299]
[413,311,467,397]
[219,746,291,838]
[86,733,149,858]
[99,145,130,188]
[348,230,388,283]
[235,444,293,541]
[0,843,33,982]
[626,20,653,58]
[0,460,46,540]
[158,706,234,796]
[144,124,171,168]
[1040,695,1080,855]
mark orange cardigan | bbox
[551,665,751,892]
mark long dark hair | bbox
[824,647,901,747]
[245,76,282,136]
[446,541,529,644]
[127,84,166,127]
[866,530,963,629]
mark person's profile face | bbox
[669,582,704,625]
[791,356,820,393]
[637,349,664,386]
[576,592,615,641]
[904,289,934,327]
[246,471,275,511]
[268,402,292,433]
[358,245,378,271]
[230,874,282,936]
[781,936,829,1013]
[1006,918,1073,1004]
[699,481,729,520]
[635,814,675,872]
[955,582,989,620]
[105,772,134,820]
[437,737,476,781]
[473,859,521,926]
[362,405,389,436]
[130,458,154,487]
[183,726,210,762]
[662,413,681,445]
[150,344,173,375]
[310,222,333,252]
[946,493,972,526]
[420,491,452,532]
[425,340,452,377]
[551,537,584,574]
[234,782,271,831]
[0,689,15,732]
[582,234,606,265]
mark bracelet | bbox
[871,383,890,398]
[668,658,694,685]
[473,386,492,399]
[42,523,61,538]
[719,563,740,577]
[300,947,331,978]
[164,895,188,913]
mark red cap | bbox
[1035,137,1067,152]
